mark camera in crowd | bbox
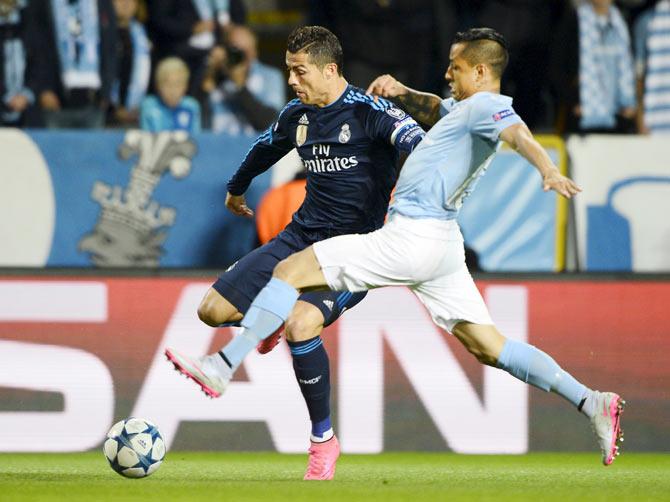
[224,43,246,67]
[205,41,249,88]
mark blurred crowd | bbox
[2,0,285,134]
[1,0,669,135]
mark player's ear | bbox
[324,62,338,79]
[474,63,488,84]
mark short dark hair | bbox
[287,26,343,75]
[452,28,509,78]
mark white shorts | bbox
[312,214,493,332]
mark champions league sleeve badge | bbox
[338,124,351,143]
[296,113,309,146]
[386,107,406,120]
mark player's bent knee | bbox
[284,303,325,342]
[284,317,316,342]
[452,323,503,367]
[470,348,498,366]
[197,301,220,327]
[284,317,320,342]
[197,290,242,327]
[455,339,495,365]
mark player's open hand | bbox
[543,172,582,199]
[366,74,407,100]
[225,192,254,217]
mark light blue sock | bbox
[221,278,299,371]
[497,339,590,409]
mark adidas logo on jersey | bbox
[323,300,334,310]
[299,113,309,125]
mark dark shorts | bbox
[213,228,366,327]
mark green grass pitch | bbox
[1,452,668,501]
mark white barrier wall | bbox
[2,275,669,452]
[568,135,670,271]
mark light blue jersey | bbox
[140,95,201,134]
[389,92,523,220]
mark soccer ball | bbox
[103,417,166,478]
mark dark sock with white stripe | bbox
[288,336,333,442]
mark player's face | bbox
[286,51,330,105]
[445,43,477,101]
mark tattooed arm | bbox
[394,90,443,127]
[366,74,442,127]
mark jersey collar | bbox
[316,82,351,110]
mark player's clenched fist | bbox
[225,192,254,217]
[366,74,408,99]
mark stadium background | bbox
[1,0,669,461]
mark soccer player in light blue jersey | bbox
[173,28,624,469]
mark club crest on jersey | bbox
[296,113,309,146]
[386,107,406,120]
[338,124,351,143]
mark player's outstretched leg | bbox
[167,249,325,398]
[304,435,340,480]
[167,277,300,397]
[452,322,624,465]
[496,338,625,465]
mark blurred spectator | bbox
[107,0,151,128]
[147,0,246,95]
[311,0,457,97]
[0,0,38,126]
[32,0,118,129]
[551,0,637,134]
[202,25,285,134]
[634,0,670,133]
[473,0,567,130]
[140,57,201,133]
[255,172,307,245]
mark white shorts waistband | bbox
[386,213,460,238]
